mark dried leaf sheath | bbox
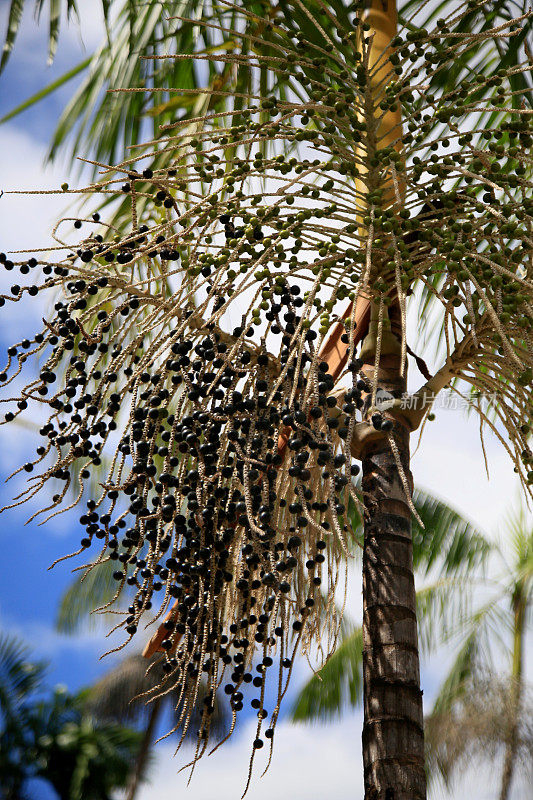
[1,0,533,790]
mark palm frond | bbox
[349,484,491,579]
[412,487,491,577]
[416,572,510,658]
[28,686,145,798]
[416,578,470,654]
[503,502,533,573]
[0,632,47,726]
[1,0,26,73]
[56,560,118,633]
[291,628,363,722]
[46,0,224,175]
[429,629,482,717]
[0,55,91,125]
[88,652,228,739]
[0,0,80,73]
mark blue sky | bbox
[0,3,531,799]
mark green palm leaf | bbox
[414,577,502,656]
[0,633,47,718]
[348,485,490,576]
[1,0,25,73]
[4,1,531,156]
[429,628,482,717]
[1,0,80,73]
[56,559,118,634]
[0,56,91,125]
[29,686,145,798]
[411,488,490,577]
[291,627,363,722]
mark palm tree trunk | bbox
[125,697,162,800]
[357,1,427,793]
[360,347,426,800]
[499,593,525,800]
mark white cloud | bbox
[137,711,522,800]
[0,610,103,658]
[138,715,364,800]
[1,124,79,252]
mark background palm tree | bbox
[0,633,47,800]
[56,569,229,800]
[292,501,533,800]
[87,652,227,800]
[425,505,533,800]
[0,632,143,800]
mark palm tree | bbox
[424,504,533,800]
[292,501,533,800]
[291,487,491,719]
[56,571,228,800]
[0,633,47,799]
[0,632,143,800]
[30,689,144,800]
[87,652,227,800]
[1,2,533,799]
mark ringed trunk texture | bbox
[358,1,425,795]
[360,353,426,800]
